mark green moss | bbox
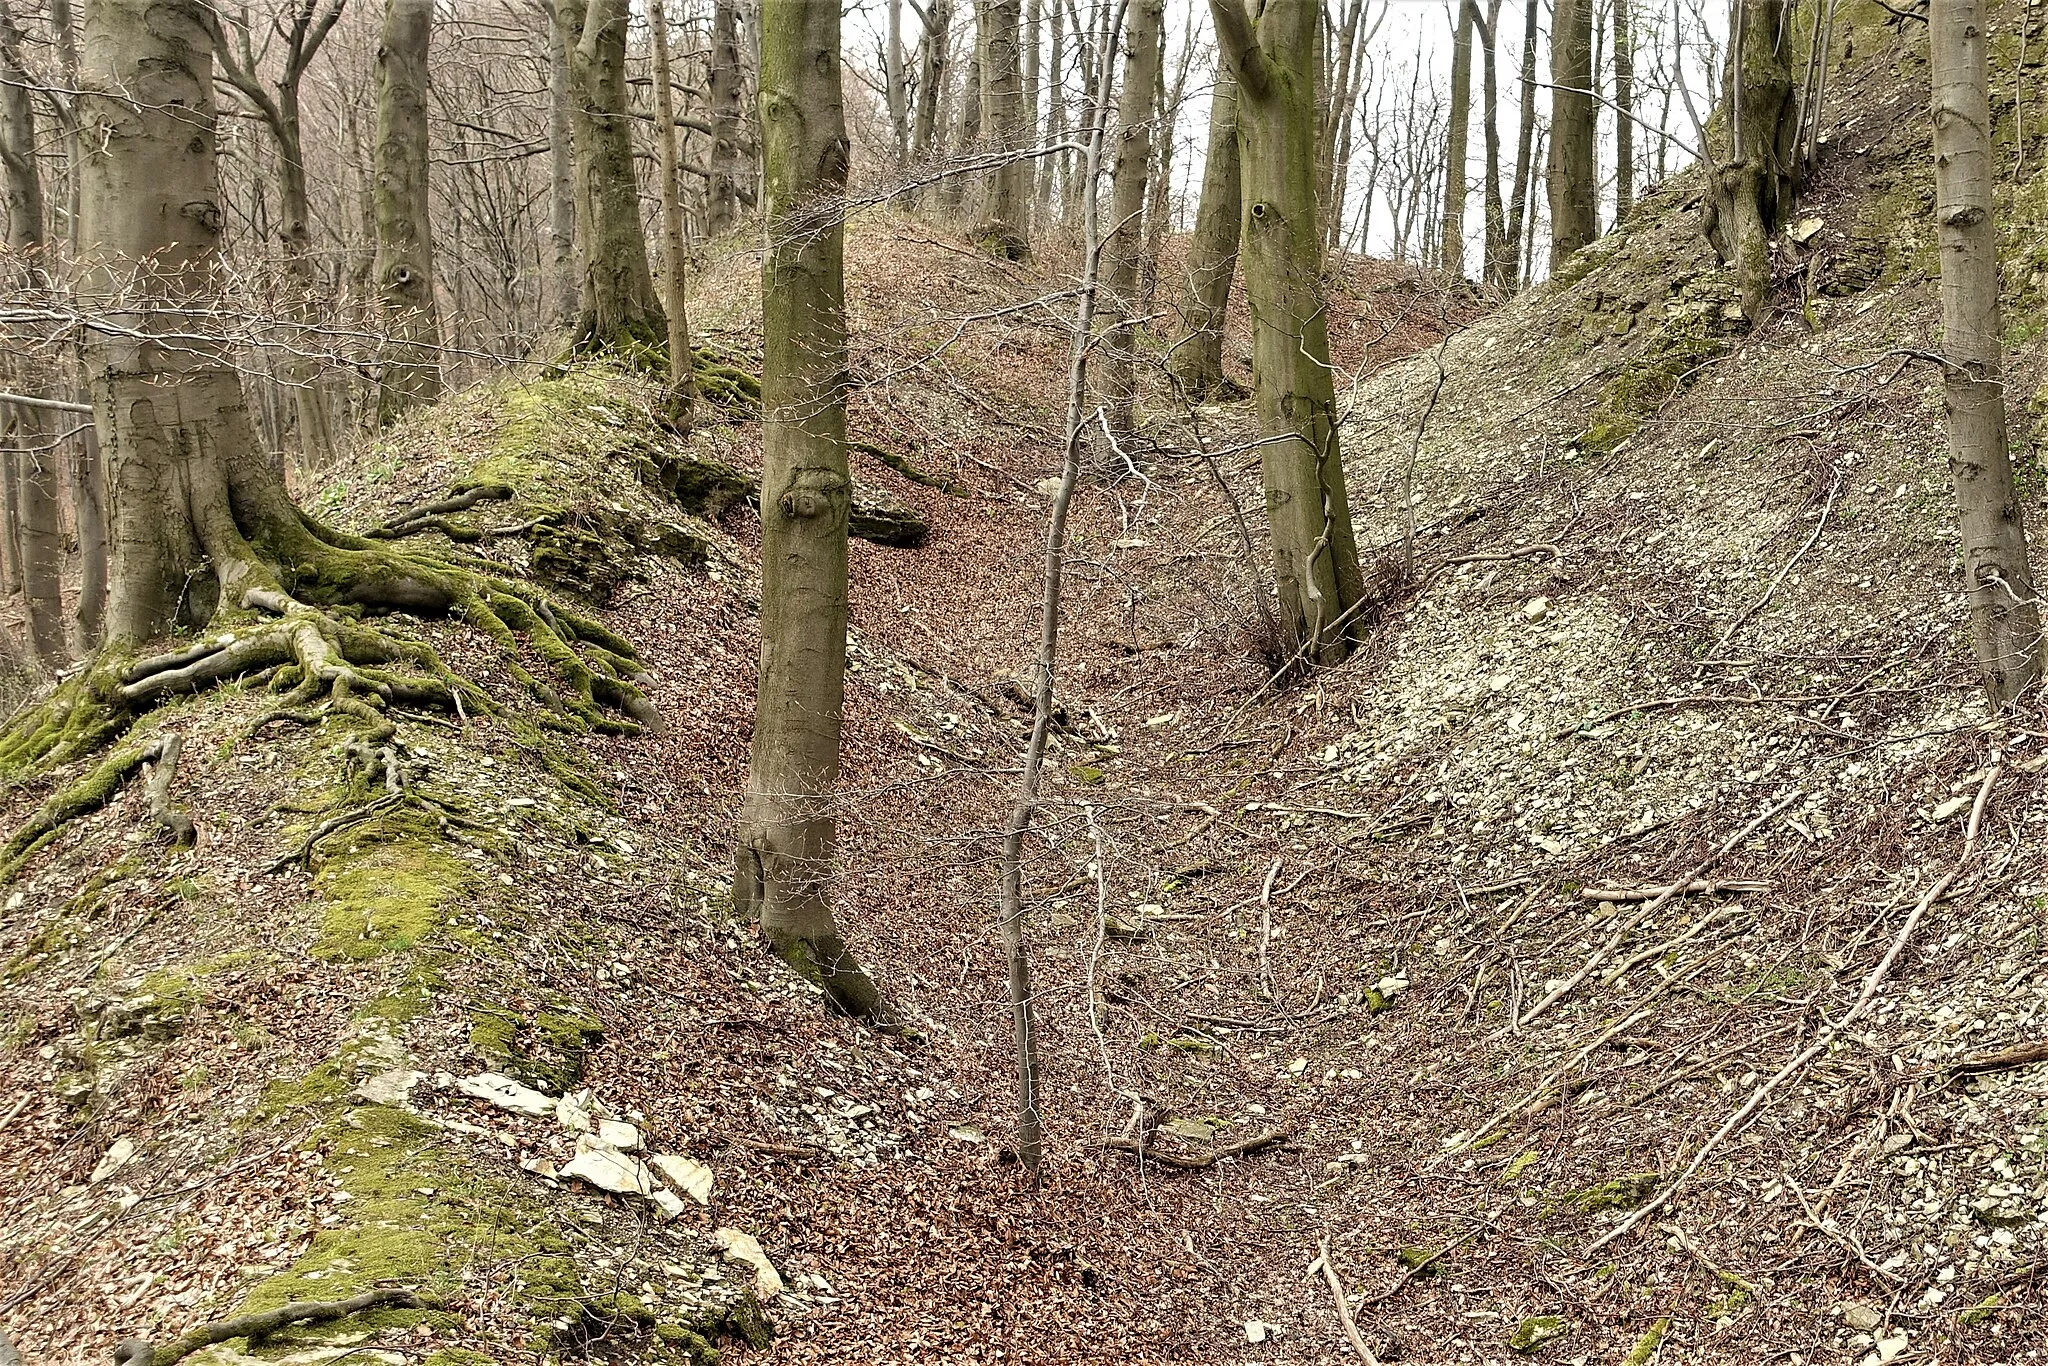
[1508,1314,1570,1353]
[312,827,471,961]
[1565,1171,1660,1213]
[1580,306,1726,456]
[1621,1318,1669,1365]
[1959,1293,2004,1327]
[468,1002,602,1091]
[260,1059,353,1114]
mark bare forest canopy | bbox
[3,0,2048,1363]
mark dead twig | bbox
[1315,1238,1382,1365]
[1099,1124,1293,1170]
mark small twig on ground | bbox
[1578,879,1771,902]
[115,1287,424,1366]
[1258,857,1281,1000]
[1946,1039,2048,1076]
[1700,471,1841,664]
[1315,1238,1382,1365]
[1099,1124,1292,1170]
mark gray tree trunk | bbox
[1172,71,1241,400]
[1099,0,1165,437]
[1701,0,1797,324]
[649,0,699,428]
[1209,0,1369,666]
[912,0,953,167]
[1930,0,2043,702]
[1613,0,1635,216]
[707,0,746,235]
[547,0,581,329]
[1502,0,1538,288]
[1547,0,1599,268]
[1442,0,1475,276]
[562,0,667,351]
[736,0,884,1021]
[976,0,1031,254]
[1479,0,1509,287]
[373,0,442,423]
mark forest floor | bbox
[7,12,2048,1366]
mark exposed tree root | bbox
[367,483,514,540]
[0,732,195,883]
[112,1287,424,1366]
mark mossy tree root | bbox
[848,440,968,496]
[0,730,196,882]
[759,924,890,1024]
[367,484,514,540]
[112,1287,425,1366]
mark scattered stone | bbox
[1244,1320,1272,1344]
[649,1153,715,1205]
[1790,216,1825,245]
[519,1156,559,1180]
[353,1068,423,1108]
[556,1091,593,1133]
[1520,597,1551,622]
[650,1188,688,1221]
[715,1227,784,1298]
[1841,1303,1883,1332]
[89,1138,135,1185]
[455,1071,557,1118]
[598,1118,642,1151]
[1508,1314,1569,1352]
[1871,1333,1909,1365]
[1930,794,1970,821]
[563,1139,655,1197]
[1161,1117,1217,1142]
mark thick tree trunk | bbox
[1039,0,1064,217]
[1502,0,1538,288]
[562,0,666,351]
[736,0,883,1021]
[942,42,983,212]
[1171,71,1241,399]
[1701,0,1797,324]
[911,0,952,167]
[649,0,699,428]
[373,0,442,423]
[1547,0,1599,268]
[1442,0,1475,277]
[1613,0,1635,217]
[80,0,305,638]
[547,0,580,329]
[1098,0,1164,437]
[275,117,337,467]
[707,0,746,235]
[976,0,1031,254]
[1209,0,1368,666]
[1930,0,2043,703]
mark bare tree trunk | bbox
[1701,0,1797,325]
[1478,0,1509,287]
[912,0,953,166]
[0,0,69,668]
[976,0,1032,254]
[1502,0,1539,287]
[1613,0,1635,216]
[1023,0,1042,232]
[888,0,911,166]
[1138,37,1188,307]
[1548,0,1599,267]
[942,39,983,212]
[547,0,581,329]
[1523,125,1545,280]
[736,0,885,1021]
[707,0,746,235]
[1098,0,1164,437]
[562,0,667,351]
[1442,0,1475,276]
[649,0,699,429]
[1929,0,2043,703]
[1040,0,1064,216]
[1209,0,1368,666]
[1172,70,1240,399]
[374,0,442,423]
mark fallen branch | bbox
[1315,1238,1382,1365]
[114,1288,424,1366]
[1578,879,1770,902]
[1098,1124,1292,1170]
[1586,767,2000,1253]
[141,734,195,846]
[1946,1039,2048,1077]
[367,484,513,539]
[1702,471,1840,662]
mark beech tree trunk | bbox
[736,0,884,1021]
[547,0,580,329]
[1172,71,1241,399]
[1547,0,1599,268]
[1442,0,1475,277]
[1209,0,1368,666]
[707,0,746,235]
[1929,0,2043,703]
[1478,0,1509,287]
[0,0,66,667]
[562,0,667,350]
[1613,0,1636,217]
[942,42,983,212]
[1502,0,1539,288]
[373,0,442,423]
[976,0,1031,254]
[1701,0,1797,324]
[649,0,699,428]
[912,0,952,167]
[1099,0,1165,437]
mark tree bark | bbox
[976,0,1032,254]
[736,0,884,1021]
[1,0,72,668]
[888,0,911,166]
[1040,0,1064,217]
[1547,0,1599,268]
[1478,0,1509,287]
[1613,0,1636,217]
[912,0,953,168]
[562,0,667,351]
[547,0,581,329]
[942,38,983,212]
[373,0,442,424]
[1502,0,1538,288]
[1701,0,1797,324]
[707,0,746,235]
[1171,70,1241,400]
[1442,0,1476,277]
[1209,0,1368,666]
[1929,0,2043,703]
[1098,0,1164,437]
[649,0,699,429]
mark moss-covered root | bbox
[848,440,968,496]
[759,925,889,1024]
[0,731,193,883]
[115,1287,425,1366]
[1620,1317,1669,1366]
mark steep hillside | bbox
[5,3,2048,1364]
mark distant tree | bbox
[1613,0,1636,216]
[648,0,699,429]
[560,0,666,351]
[736,0,886,1019]
[706,0,749,235]
[1476,0,1510,288]
[1441,0,1474,277]
[976,0,1032,254]
[1928,0,2043,702]
[1547,0,1598,267]
[1502,0,1540,288]
[1099,0,1165,437]
[1208,0,1369,666]
[1170,67,1242,400]
[373,0,442,422]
